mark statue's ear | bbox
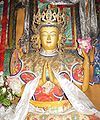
[58,33,62,48]
[37,34,41,49]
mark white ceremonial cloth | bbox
[54,71,100,117]
[11,71,100,120]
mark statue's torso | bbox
[10,51,84,102]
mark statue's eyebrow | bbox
[50,31,57,34]
[40,31,57,34]
[40,31,48,34]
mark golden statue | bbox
[10,7,99,120]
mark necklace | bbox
[40,49,58,57]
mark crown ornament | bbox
[32,6,67,34]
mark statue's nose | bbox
[47,35,51,40]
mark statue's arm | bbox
[82,50,90,92]
[89,47,95,81]
[81,47,95,92]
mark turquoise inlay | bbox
[64,8,73,44]
[0,2,4,15]
[65,39,72,45]
[38,0,50,12]
[4,49,12,76]
[0,1,3,33]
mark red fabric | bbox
[0,0,8,71]
[57,5,65,10]
[95,0,100,2]
[34,86,63,101]
[0,52,5,71]
[40,0,44,3]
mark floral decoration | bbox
[77,37,92,54]
[0,72,21,107]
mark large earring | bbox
[37,35,41,50]
[58,34,62,49]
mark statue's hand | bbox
[89,46,95,64]
[82,47,95,65]
[82,49,89,62]
[89,47,95,81]
[38,61,47,86]
[47,62,54,82]
[48,62,60,87]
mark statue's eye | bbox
[41,34,47,37]
[51,34,56,37]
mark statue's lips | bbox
[47,41,51,43]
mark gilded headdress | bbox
[32,6,67,34]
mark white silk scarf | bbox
[13,72,100,120]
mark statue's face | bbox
[40,26,59,51]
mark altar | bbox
[0,0,100,120]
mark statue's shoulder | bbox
[62,50,83,65]
[19,52,39,71]
[21,51,38,62]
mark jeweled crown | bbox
[32,6,67,33]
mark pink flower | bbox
[77,37,92,53]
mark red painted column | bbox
[0,0,8,71]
